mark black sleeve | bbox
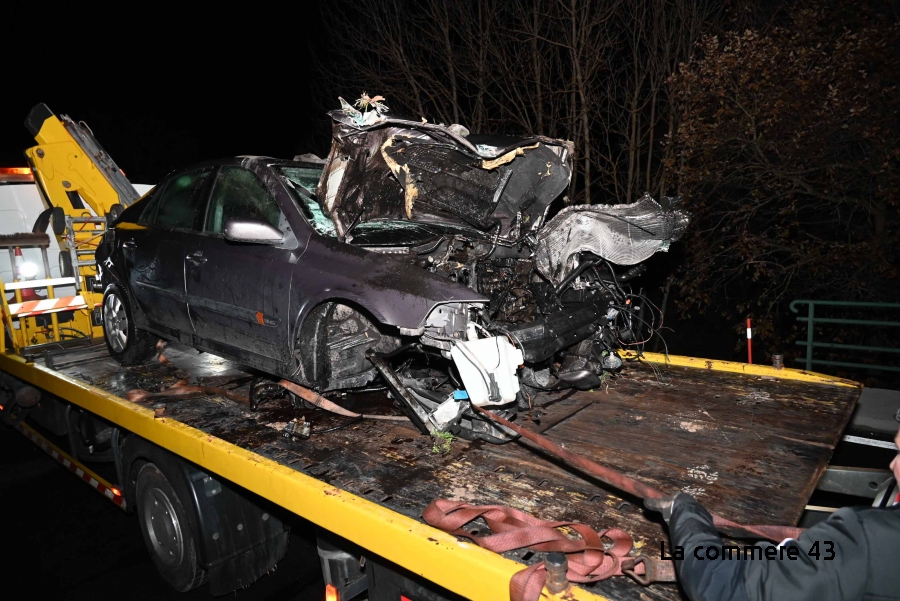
[669,497,873,601]
[669,494,750,601]
[742,507,869,601]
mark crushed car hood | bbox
[533,193,690,285]
[315,99,688,286]
[317,102,574,241]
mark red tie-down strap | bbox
[474,405,804,543]
[422,499,676,601]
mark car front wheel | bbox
[102,284,157,365]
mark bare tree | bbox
[670,7,900,338]
[317,0,724,205]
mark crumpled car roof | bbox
[317,100,574,241]
[315,98,689,284]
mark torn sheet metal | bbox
[532,194,690,285]
[317,104,573,240]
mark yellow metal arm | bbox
[24,103,139,217]
[7,103,141,348]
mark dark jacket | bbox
[670,494,900,601]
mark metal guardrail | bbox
[790,300,900,373]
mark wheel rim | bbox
[103,293,128,352]
[142,485,185,568]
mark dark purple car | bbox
[96,111,687,442]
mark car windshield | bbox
[276,165,337,237]
[275,164,489,245]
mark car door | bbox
[184,165,294,362]
[125,167,212,337]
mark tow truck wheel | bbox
[102,284,156,365]
[136,463,207,591]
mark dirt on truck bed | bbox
[45,341,860,601]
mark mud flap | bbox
[367,556,464,601]
[121,436,290,595]
[182,465,291,595]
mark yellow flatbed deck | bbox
[0,344,860,601]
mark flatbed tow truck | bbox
[0,105,886,601]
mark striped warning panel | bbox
[14,421,126,510]
[8,295,88,318]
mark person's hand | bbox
[644,493,682,522]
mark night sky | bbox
[0,8,326,185]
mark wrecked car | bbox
[95,100,688,443]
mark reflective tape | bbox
[841,435,898,451]
[14,421,126,509]
[3,277,77,291]
[8,295,87,318]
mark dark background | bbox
[0,423,325,599]
[0,6,740,360]
[0,4,896,599]
[0,10,327,182]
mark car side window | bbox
[147,169,211,229]
[136,186,163,226]
[120,186,158,224]
[204,167,282,234]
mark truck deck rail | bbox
[0,345,860,601]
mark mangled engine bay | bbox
[308,100,689,443]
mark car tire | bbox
[102,284,157,365]
[135,463,207,592]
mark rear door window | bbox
[144,168,211,229]
[204,167,283,234]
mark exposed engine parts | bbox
[408,236,671,399]
[307,98,688,442]
[110,98,689,446]
[364,240,674,442]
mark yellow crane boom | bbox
[1,104,142,352]
[24,103,140,217]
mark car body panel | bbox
[114,167,214,336]
[126,227,194,335]
[185,234,295,362]
[179,162,302,363]
[288,235,487,336]
[97,157,488,378]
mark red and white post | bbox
[13,246,24,280]
[746,318,753,364]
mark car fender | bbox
[290,237,487,339]
[95,231,149,318]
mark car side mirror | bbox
[223,219,284,245]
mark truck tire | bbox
[64,405,114,462]
[102,284,156,365]
[136,462,207,592]
[59,252,73,278]
[51,206,67,235]
[106,203,124,229]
